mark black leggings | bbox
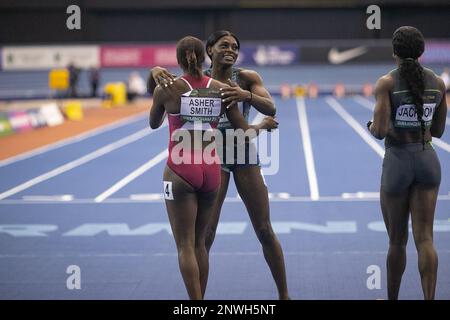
[381,142,441,193]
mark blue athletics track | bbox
[0,88,449,300]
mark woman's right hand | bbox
[261,116,279,131]
[152,66,176,87]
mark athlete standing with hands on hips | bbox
[368,26,447,300]
[148,31,290,300]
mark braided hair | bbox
[392,26,426,147]
[176,36,205,79]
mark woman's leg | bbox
[205,170,230,252]
[164,166,202,300]
[196,189,219,298]
[233,166,290,299]
[380,188,410,300]
[409,184,439,300]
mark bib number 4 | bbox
[163,181,174,200]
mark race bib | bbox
[163,181,174,200]
[180,89,221,122]
[394,103,435,128]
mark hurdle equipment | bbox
[63,100,84,121]
[103,82,127,108]
[333,83,346,98]
[307,83,319,98]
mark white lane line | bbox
[341,192,380,199]
[0,253,146,258]
[22,195,74,201]
[0,125,165,201]
[1,194,450,204]
[0,112,148,168]
[353,95,375,111]
[326,96,385,158]
[130,194,164,201]
[94,149,168,203]
[4,250,450,258]
[433,138,450,153]
[296,97,319,200]
[354,95,450,153]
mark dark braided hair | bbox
[205,30,240,67]
[392,26,426,147]
[176,36,205,79]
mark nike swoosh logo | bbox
[328,46,368,64]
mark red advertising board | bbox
[100,45,177,68]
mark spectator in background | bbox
[68,63,80,98]
[440,68,450,92]
[127,71,146,101]
[90,67,100,97]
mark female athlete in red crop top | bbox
[165,74,221,193]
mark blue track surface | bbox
[0,95,449,299]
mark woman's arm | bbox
[369,75,392,140]
[149,86,167,129]
[220,70,276,116]
[430,77,447,138]
[225,104,278,135]
[210,78,278,135]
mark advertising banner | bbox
[100,45,177,68]
[153,46,178,66]
[27,108,48,129]
[3,41,449,71]
[237,45,300,66]
[2,46,100,70]
[299,44,392,64]
[8,111,33,132]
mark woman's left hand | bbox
[220,79,252,107]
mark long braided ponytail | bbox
[392,26,426,148]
